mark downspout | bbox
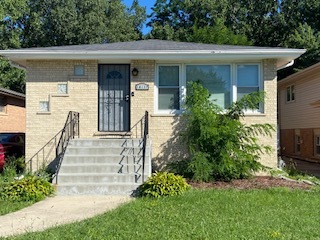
[9,60,26,70]
[277,60,294,71]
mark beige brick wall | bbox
[26,60,98,163]
[26,59,278,170]
[0,96,25,132]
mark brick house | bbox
[0,88,25,133]
[0,40,305,194]
[278,62,320,162]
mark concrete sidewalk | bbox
[0,195,132,238]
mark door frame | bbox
[98,64,131,132]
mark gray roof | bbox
[20,39,295,52]
[0,88,25,99]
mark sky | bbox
[122,0,156,34]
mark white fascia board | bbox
[0,49,306,68]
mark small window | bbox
[74,65,85,76]
[315,136,320,156]
[295,134,301,154]
[157,65,180,111]
[0,96,6,113]
[39,101,49,112]
[57,83,68,94]
[286,85,295,102]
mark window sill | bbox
[51,94,69,97]
[37,111,51,115]
[0,112,8,116]
[243,113,266,117]
[151,113,179,117]
[286,100,295,104]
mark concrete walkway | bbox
[0,195,132,238]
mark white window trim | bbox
[154,62,263,115]
[234,63,263,114]
[286,85,295,103]
[154,64,183,114]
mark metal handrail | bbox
[26,111,79,182]
[142,111,149,182]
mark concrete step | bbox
[56,137,152,195]
[56,183,140,195]
[65,146,145,155]
[68,139,144,147]
[62,154,145,164]
[57,173,142,184]
[58,163,148,174]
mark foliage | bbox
[0,175,54,202]
[180,81,274,182]
[5,155,25,174]
[148,0,320,77]
[0,0,146,93]
[137,171,190,198]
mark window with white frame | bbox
[57,83,68,94]
[286,85,295,102]
[157,65,181,112]
[155,63,261,113]
[39,101,49,112]
[236,64,259,100]
[186,65,231,109]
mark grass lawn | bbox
[0,200,33,216]
[4,188,320,240]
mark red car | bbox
[0,133,25,172]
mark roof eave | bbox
[0,49,306,69]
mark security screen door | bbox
[98,64,130,132]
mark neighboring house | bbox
[278,62,320,163]
[0,88,25,132]
[0,40,305,170]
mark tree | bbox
[22,0,147,47]
[0,0,26,93]
[0,0,146,93]
[179,81,274,182]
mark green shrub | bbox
[180,81,274,182]
[0,175,54,202]
[137,172,191,198]
[5,156,26,174]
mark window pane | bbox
[58,83,68,94]
[74,65,85,76]
[158,88,179,110]
[39,101,49,112]
[237,65,259,86]
[159,66,179,86]
[291,85,295,101]
[237,87,259,100]
[186,65,231,108]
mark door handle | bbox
[125,94,130,101]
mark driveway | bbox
[283,157,320,177]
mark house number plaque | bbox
[135,83,149,90]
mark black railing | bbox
[26,111,79,183]
[142,111,149,182]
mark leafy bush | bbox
[0,175,54,202]
[137,172,191,198]
[5,156,26,174]
[180,81,274,182]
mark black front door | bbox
[98,64,130,131]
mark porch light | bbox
[132,68,139,76]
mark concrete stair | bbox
[56,138,151,195]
